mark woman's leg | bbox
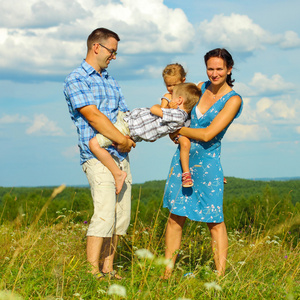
[207,222,228,276]
[164,213,186,278]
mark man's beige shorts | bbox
[82,157,132,237]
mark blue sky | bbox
[0,0,299,187]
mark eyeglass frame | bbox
[94,43,117,56]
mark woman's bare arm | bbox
[177,95,242,142]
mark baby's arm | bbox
[161,93,171,108]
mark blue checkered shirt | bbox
[64,60,129,164]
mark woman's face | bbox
[206,57,232,85]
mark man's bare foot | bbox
[114,171,127,194]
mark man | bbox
[64,28,136,279]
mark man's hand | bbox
[115,136,136,153]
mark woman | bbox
[163,48,243,277]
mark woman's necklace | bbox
[211,86,230,100]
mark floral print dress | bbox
[163,81,243,223]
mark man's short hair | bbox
[87,28,120,51]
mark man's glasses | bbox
[95,43,117,56]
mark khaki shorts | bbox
[82,157,132,237]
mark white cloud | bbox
[0,0,194,81]
[256,97,272,114]
[225,123,271,141]
[62,145,79,158]
[0,0,89,28]
[0,114,29,124]
[199,13,269,52]
[198,13,300,53]
[279,31,300,49]
[249,73,295,95]
[26,114,65,136]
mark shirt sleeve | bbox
[64,75,96,111]
[161,108,187,124]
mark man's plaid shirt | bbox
[64,60,128,164]
[124,107,188,142]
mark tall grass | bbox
[0,185,299,299]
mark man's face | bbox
[97,37,118,70]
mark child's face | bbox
[169,92,183,109]
[164,76,184,94]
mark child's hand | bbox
[169,131,180,144]
[168,101,178,109]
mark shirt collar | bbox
[81,60,109,78]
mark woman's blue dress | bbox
[163,81,243,223]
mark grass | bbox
[0,185,299,299]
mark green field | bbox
[0,178,299,299]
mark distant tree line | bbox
[0,178,299,241]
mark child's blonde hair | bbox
[162,63,187,80]
[173,83,202,113]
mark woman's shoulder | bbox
[197,81,210,90]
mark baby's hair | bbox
[173,83,202,113]
[162,63,187,80]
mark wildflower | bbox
[135,249,154,260]
[107,284,127,297]
[5,257,10,261]
[97,288,106,295]
[284,255,288,259]
[204,281,222,291]
[73,293,81,297]
[155,257,174,269]
[238,261,246,265]
[0,290,23,300]
[83,221,88,224]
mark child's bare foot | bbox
[114,171,127,194]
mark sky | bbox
[0,0,299,187]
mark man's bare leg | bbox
[101,235,122,279]
[86,236,103,274]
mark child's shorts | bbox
[96,111,130,148]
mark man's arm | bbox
[78,105,135,152]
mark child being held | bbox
[162,63,194,188]
[89,82,201,194]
